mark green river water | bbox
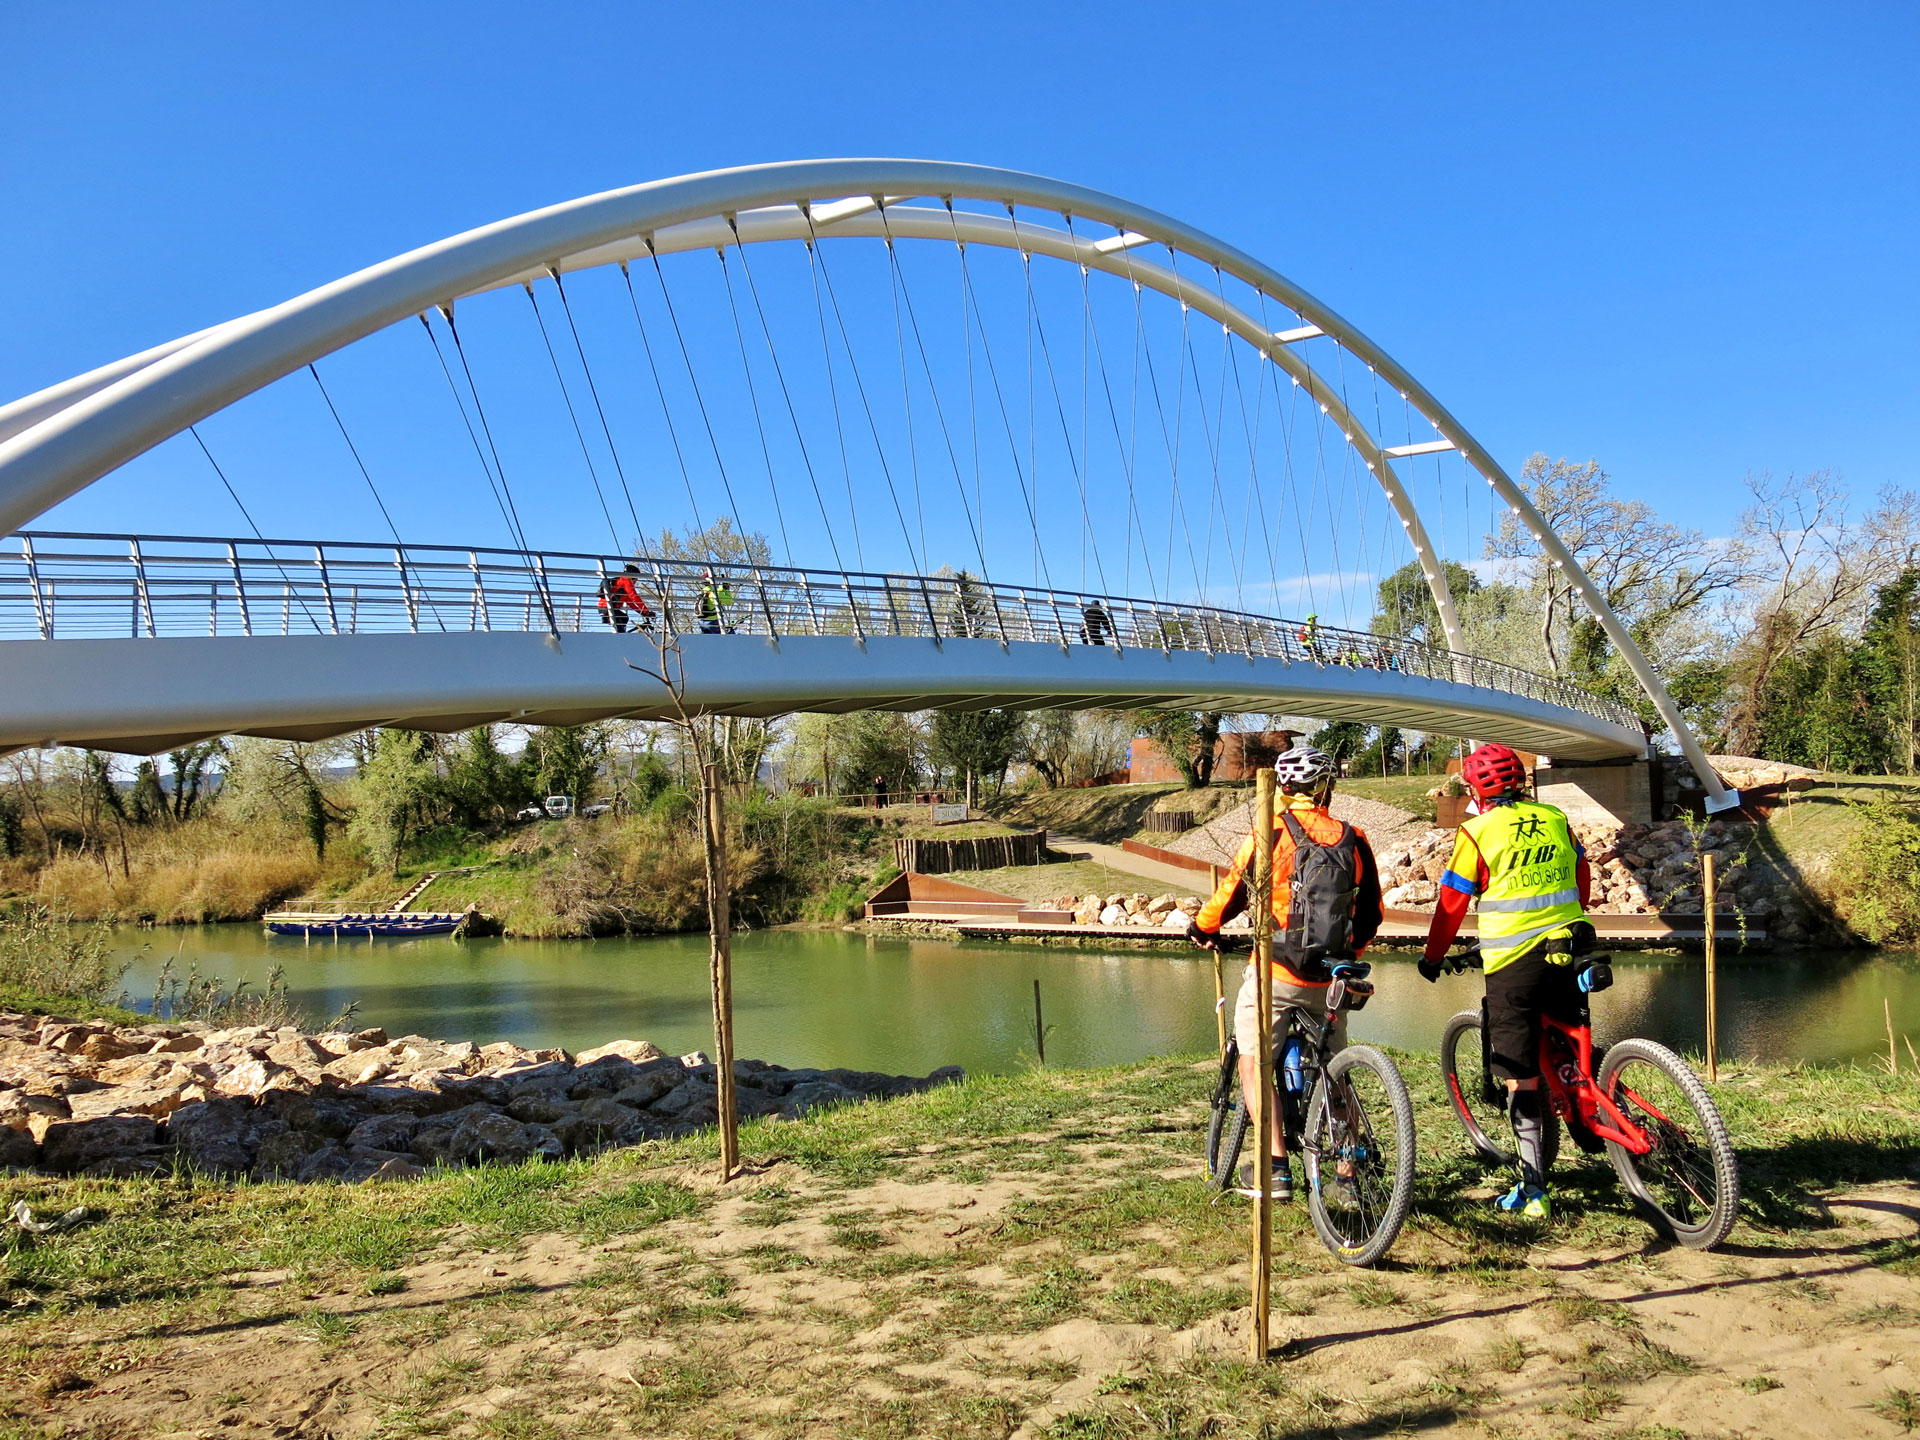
[107,927,1920,1077]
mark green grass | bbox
[4,1048,1917,1440]
[948,858,1206,907]
[1337,773,1446,822]
[0,985,144,1023]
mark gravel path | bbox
[1167,792,1430,866]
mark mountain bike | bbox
[1204,960,1416,1267]
[1436,946,1740,1250]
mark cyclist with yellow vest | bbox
[1419,742,1592,1220]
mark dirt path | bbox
[6,1059,1918,1439]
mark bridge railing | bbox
[1,531,1641,731]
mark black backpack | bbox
[1278,811,1360,975]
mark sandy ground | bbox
[13,1091,1918,1439]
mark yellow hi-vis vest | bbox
[1461,799,1585,974]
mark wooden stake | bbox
[1888,997,1900,1078]
[1212,950,1227,1059]
[1703,853,1718,1083]
[1250,767,1276,1362]
[701,763,740,1181]
[1033,979,1046,1065]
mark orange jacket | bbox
[1194,794,1383,983]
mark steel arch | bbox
[0,158,1731,805]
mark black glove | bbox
[1418,957,1443,983]
[1185,919,1218,951]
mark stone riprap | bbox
[1376,817,1828,940]
[0,1014,962,1182]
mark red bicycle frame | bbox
[1537,1014,1658,1156]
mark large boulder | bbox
[39,1114,160,1173]
[171,1096,287,1174]
[576,1039,666,1065]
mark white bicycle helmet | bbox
[1273,744,1336,792]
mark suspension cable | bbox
[876,204,990,579]
[1123,246,1204,601]
[306,362,446,632]
[524,282,622,552]
[716,244,795,566]
[418,312,527,553]
[1009,206,1106,594]
[804,221,926,574]
[432,305,558,637]
[948,200,1051,589]
[189,426,322,633]
[723,220,847,570]
[1217,269,1281,612]
[547,268,644,544]
[647,244,754,559]
[1068,215,1157,602]
[617,260,705,540]
[879,215,929,570]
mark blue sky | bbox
[3,0,1915,581]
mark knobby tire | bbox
[1597,1038,1740,1250]
[1303,1044,1415,1268]
[1438,1009,1559,1171]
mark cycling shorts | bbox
[1233,966,1347,1057]
[1483,944,1587,1083]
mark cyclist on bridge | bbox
[1187,744,1383,1201]
[1419,742,1593,1221]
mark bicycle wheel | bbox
[1303,1045,1416,1267]
[1439,1008,1559,1171]
[1597,1038,1740,1250]
[1204,1041,1248,1190]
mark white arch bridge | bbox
[0,159,1734,807]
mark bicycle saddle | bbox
[1328,960,1371,981]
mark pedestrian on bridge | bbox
[597,563,652,634]
[697,570,735,634]
[1079,600,1112,647]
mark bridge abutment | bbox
[1535,755,1653,826]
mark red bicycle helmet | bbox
[1461,743,1527,800]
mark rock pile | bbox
[1377,817,1826,938]
[0,1013,962,1181]
[1052,892,1203,929]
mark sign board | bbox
[929,803,969,825]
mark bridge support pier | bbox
[1535,756,1652,827]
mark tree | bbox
[445,726,528,826]
[1137,711,1225,789]
[520,725,606,807]
[927,709,1023,799]
[646,517,774,568]
[840,713,921,797]
[1311,720,1369,764]
[1724,474,1918,756]
[1860,567,1920,773]
[166,741,226,822]
[1490,456,1740,721]
[223,738,349,858]
[1373,559,1479,646]
[128,761,168,826]
[1019,710,1132,788]
[349,730,439,874]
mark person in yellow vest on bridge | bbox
[1420,742,1592,1220]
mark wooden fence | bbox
[1143,810,1194,834]
[892,830,1048,875]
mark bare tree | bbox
[1722,472,1918,754]
[1492,455,1740,681]
[624,629,741,1183]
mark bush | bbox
[1834,798,1920,943]
[0,903,130,1010]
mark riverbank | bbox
[0,1009,960,1180]
[4,1048,1915,1438]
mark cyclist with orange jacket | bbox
[1188,744,1383,1200]
[1420,742,1593,1220]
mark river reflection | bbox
[109,927,1920,1077]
